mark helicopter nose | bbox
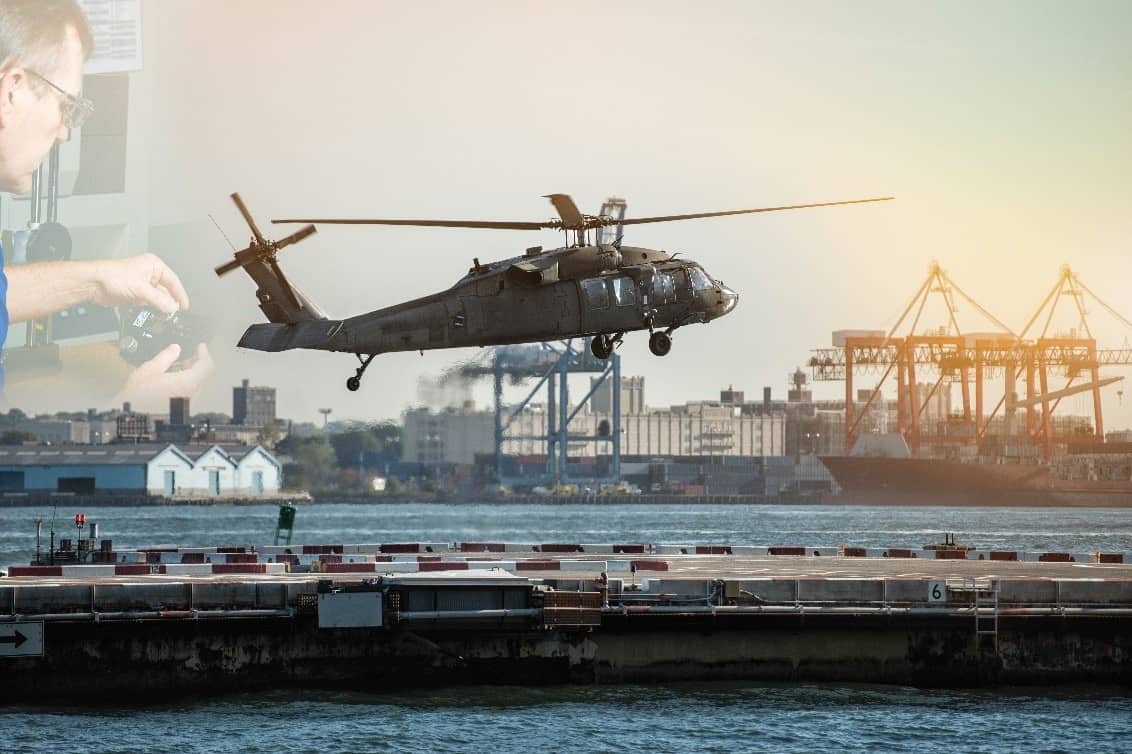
[718,285,738,316]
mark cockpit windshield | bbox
[689,266,713,291]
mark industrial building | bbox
[10,407,140,446]
[615,403,784,457]
[403,393,786,465]
[169,398,191,427]
[233,379,277,427]
[404,404,494,465]
[399,364,903,493]
[0,444,282,497]
[590,375,645,415]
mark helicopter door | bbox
[579,277,618,334]
[671,269,691,303]
[650,272,676,306]
[596,198,627,247]
[647,271,678,327]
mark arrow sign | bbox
[0,629,26,648]
[0,623,43,658]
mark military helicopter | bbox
[215,192,891,392]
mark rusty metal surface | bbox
[4,553,1131,585]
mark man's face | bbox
[0,25,85,194]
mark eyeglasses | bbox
[27,69,95,130]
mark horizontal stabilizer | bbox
[238,320,344,352]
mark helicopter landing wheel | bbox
[347,353,376,392]
[649,331,672,357]
[591,334,614,360]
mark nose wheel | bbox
[591,333,623,360]
[347,353,376,391]
[649,331,672,357]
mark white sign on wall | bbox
[0,622,44,658]
[79,0,143,75]
[927,581,947,604]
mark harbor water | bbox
[3,502,1131,568]
[2,684,1131,754]
[1,502,1130,752]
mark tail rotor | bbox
[215,192,317,313]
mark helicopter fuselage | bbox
[290,244,738,356]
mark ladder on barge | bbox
[965,577,1000,654]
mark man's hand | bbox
[91,253,191,315]
[114,343,214,408]
[6,253,191,323]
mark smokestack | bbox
[763,387,771,410]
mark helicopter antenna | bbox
[208,213,237,252]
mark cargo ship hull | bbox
[819,456,1132,507]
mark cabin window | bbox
[671,269,690,301]
[690,267,712,291]
[650,272,676,304]
[612,277,636,307]
[582,278,610,309]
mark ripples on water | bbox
[2,685,1131,754]
[2,502,1130,567]
[2,504,1130,750]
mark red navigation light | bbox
[74,513,86,528]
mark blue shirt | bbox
[0,241,7,391]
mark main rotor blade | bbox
[613,197,894,227]
[544,193,585,230]
[271,217,551,230]
[271,196,893,231]
[231,192,267,245]
[275,224,318,250]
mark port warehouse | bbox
[0,444,281,496]
[0,442,823,498]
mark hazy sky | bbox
[71,2,1132,423]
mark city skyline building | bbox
[233,379,276,428]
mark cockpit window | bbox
[650,272,675,304]
[689,267,713,291]
[582,278,610,309]
[612,276,636,307]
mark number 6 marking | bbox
[928,581,946,603]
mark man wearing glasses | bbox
[0,0,211,404]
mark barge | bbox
[2,540,1131,701]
